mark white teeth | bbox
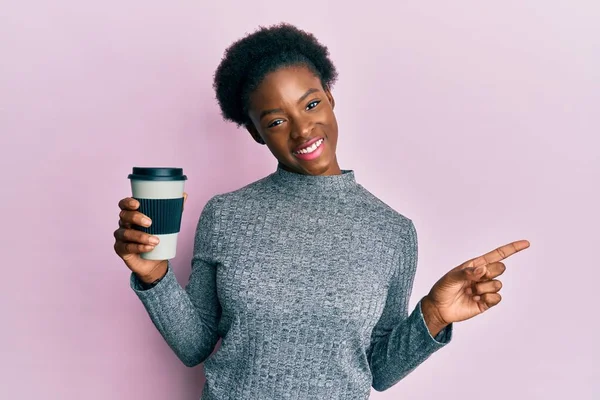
[295,139,323,154]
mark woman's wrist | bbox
[137,261,168,289]
[139,276,162,290]
[421,295,448,337]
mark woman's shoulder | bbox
[199,174,275,218]
[354,184,413,227]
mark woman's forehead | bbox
[251,66,323,103]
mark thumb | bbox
[447,261,487,283]
[182,192,188,211]
[463,264,487,281]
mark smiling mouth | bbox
[293,138,324,155]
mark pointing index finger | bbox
[472,240,530,267]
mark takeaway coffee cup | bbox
[127,167,187,260]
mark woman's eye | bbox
[306,100,320,110]
[268,120,283,128]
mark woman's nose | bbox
[291,118,314,140]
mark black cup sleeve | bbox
[131,197,184,235]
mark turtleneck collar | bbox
[269,162,358,197]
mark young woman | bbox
[113,23,530,399]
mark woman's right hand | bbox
[113,194,187,282]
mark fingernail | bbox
[142,218,151,226]
[149,236,159,244]
[129,200,137,207]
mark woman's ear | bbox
[324,87,335,110]
[245,123,265,145]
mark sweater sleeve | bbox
[129,196,222,367]
[368,220,453,392]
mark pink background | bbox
[2,1,598,399]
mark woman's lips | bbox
[293,137,323,153]
[293,138,325,161]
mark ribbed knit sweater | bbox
[130,164,452,399]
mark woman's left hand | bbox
[423,240,531,327]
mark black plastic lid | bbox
[128,167,187,181]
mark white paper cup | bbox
[127,167,187,260]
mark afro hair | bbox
[213,23,339,127]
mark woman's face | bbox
[246,65,341,176]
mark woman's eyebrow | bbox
[259,88,321,120]
[297,88,320,104]
[260,108,283,120]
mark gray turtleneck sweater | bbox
[130,164,452,399]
